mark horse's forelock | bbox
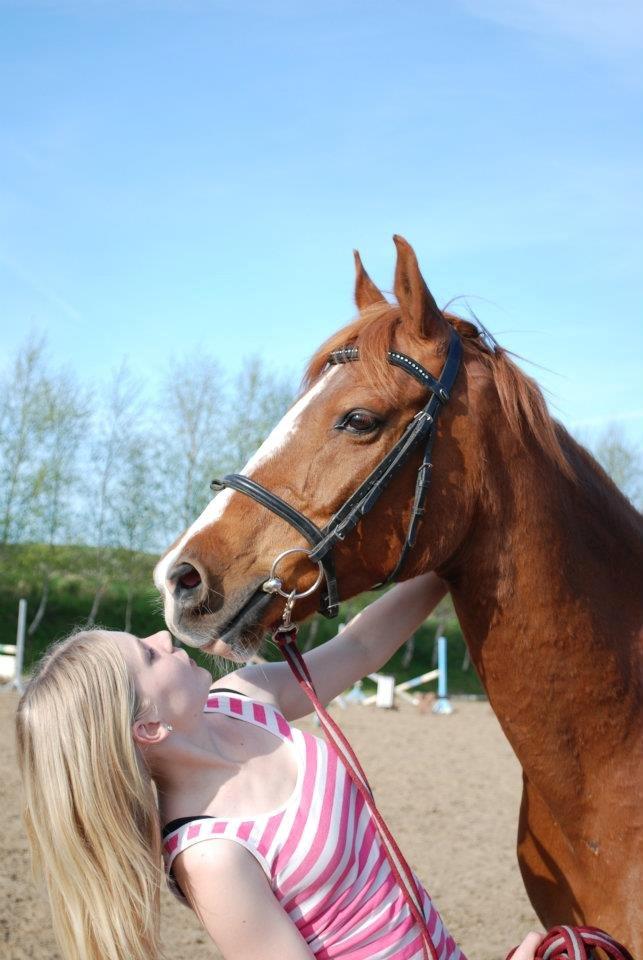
[304,301,575,480]
[303,302,405,403]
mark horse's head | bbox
[153,236,524,658]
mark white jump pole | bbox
[394,669,439,704]
[431,634,453,714]
[361,668,441,708]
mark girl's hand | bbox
[508,931,545,960]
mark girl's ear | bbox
[353,249,386,311]
[392,234,449,340]
[132,718,168,748]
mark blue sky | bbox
[1,0,642,444]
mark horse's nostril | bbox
[180,568,201,590]
[168,562,202,594]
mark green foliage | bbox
[0,543,166,669]
[1,543,483,695]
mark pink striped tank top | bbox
[162,693,464,960]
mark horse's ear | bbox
[393,235,445,338]
[353,250,386,311]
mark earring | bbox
[164,723,173,732]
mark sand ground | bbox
[1,689,539,960]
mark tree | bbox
[109,433,162,631]
[159,351,227,538]
[591,424,642,508]
[82,362,142,624]
[157,353,294,546]
[223,356,295,470]
[27,368,91,635]
[0,333,49,544]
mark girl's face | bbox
[110,630,213,733]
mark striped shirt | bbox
[162,693,464,960]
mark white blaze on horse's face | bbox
[153,366,340,629]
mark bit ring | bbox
[264,547,324,600]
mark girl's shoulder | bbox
[204,685,297,745]
[208,666,281,710]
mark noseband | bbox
[210,327,462,618]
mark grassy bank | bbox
[1,543,484,696]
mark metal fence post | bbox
[432,634,453,714]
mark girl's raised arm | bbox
[225,572,448,720]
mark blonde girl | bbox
[16,572,543,960]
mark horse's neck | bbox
[446,430,642,818]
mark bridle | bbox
[210,326,462,618]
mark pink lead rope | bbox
[275,626,439,960]
[274,627,635,960]
[510,925,635,960]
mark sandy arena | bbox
[1,690,539,960]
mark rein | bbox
[211,327,462,618]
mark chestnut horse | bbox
[154,237,642,952]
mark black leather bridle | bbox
[210,326,462,618]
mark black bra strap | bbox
[162,814,215,839]
[208,686,250,697]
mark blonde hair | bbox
[15,630,167,960]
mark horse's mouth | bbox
[204,585,274,654]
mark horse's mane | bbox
[303,301,574,479]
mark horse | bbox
[154,236,642,954]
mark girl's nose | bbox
[144,630,174,651]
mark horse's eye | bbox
[337,410,381,434]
